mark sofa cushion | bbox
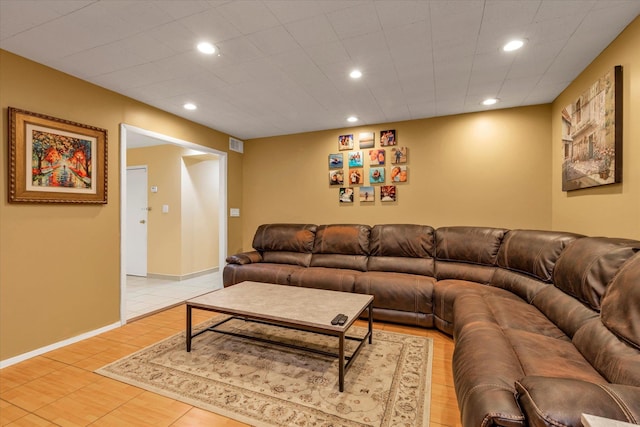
[496,230,582,282]
[253,223,317,253]
[289,267,360,292]
[516,377,640,427]
[355,271,435,314]
[367,224,434,275]
[222,263,302,287]
[435,226,508,266]
[601,252,640,350]
[531,285,598,338]
[311,224,371,271]
[573,318,640,386]
[554,237,640,311]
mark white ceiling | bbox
[2,1,639,140]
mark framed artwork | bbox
[369,167,385,184]
[358,132,375,149]
[329,170,344,185]
[368,149,385,166]
[348,151,363,168]
[381,185,396,202]
[8,107,107,204]
[348,168,364,185]
[338,134,354,151]
[390,166,408,183]
[380,129,396,146]
[359,186,374,202]
[561,65,622,191]
[391,147,407,164]
[329,153,343,169]
[339,187,354,203]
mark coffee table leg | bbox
[186,304,192,352]
[339,332,345,392]
[368,303,373,344]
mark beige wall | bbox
[242,105,552,250]
[181,156,219,275]
[551,17,640,239]
[0,50,241,361]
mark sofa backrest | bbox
[572,251,640,386]
[435,226,508,283]
[310,224,371,271]
[252,223,317,267]
[367,224,435,276]
[496,229,582,283]
[600,252,640,352]
[553,237,640,311]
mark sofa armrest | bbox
[226,251,263,265]
[515,376,640,427]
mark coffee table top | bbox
[187,281,373,331]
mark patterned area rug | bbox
[96,316,433,427]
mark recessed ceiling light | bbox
[184,103,197,110]
[482,98,499,106]
[350,69,362,79]
[347,116,358,122]
[197,42,217,55]
[503,39,524,52]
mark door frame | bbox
[119,124,228,325]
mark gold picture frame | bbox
[8,107,108,203]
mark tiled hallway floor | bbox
[125,272,222,320]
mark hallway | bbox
[126,272,222,320]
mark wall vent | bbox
[229,137,244,153]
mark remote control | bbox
[337,314,348,325]
[331,313,345,325]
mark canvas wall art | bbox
[329,170,344,185]
[329,153,343,169]
[380,129,396,146]
[360,186,374,202]
[390,166,407,183]
[561,66,622,191]
[348,168,363,185]
[348,151,363,168]
[338,134,354,151]
[369,167,385,184]
[339,187,354,203]
[381,185,396,202]
[358,132,374,149]
[368,149,385,166]
[391,147,407,164]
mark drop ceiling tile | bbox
[375,0,430,29]
[178,8,242,44]
[264,0,329,24]
[248,26,300,55]
[215,36,264,63]
[326,2,381,39]
[216,1,280,35]
[303,41,351,66]
[285,14,340,47]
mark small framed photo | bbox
[328,153,343,169]
[381,185,396,202]
[390,166,408,183]
[339,187,354,203]
[369,167,385,184]
[368,149,385,165]
[380,129,396,146]
[390,146,407,164]
[360,186,374,202]
[329,170,344,185]
[348,168,364,185]
[338,134,354,151]
[358,132,375,149]
[348,151,363,168]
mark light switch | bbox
[230,208,240,217]
[151,186,158,193]
[162,204,169,213]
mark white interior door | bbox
[127,167,148,276]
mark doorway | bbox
[120,124,228,324]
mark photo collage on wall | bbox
[329,130,407,203]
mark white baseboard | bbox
[0,321,122,369]
[147,267,219,281]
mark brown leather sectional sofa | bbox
[223,223,640,427]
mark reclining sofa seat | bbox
[223,223,640,427]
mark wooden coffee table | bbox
[186,281,374,392]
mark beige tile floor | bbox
[0,305,462,427]
[126,271,222,320]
